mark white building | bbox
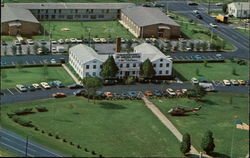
[228,2,250,18]
[69,43,173,79]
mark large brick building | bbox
[120,6,180,39]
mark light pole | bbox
[25,136,29,157]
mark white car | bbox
[32,83,41,89]
[223,80,231,86]
[100,38,107,43]
[230,79,239,85]
[181,89,188,94]
[50,59,56,64]
[192,10,199,14]
[58,39,64,44]
[209,23,218,28]
[70,38,77,43]
[215,3,222,6]
[27,39,34,45]
[76,39,83,43]
[15,40,21,45]
[51,40,57,44]
[166,88,176,96]
[40,82,51,89]
[93,38,101,43]
[37,48,43,54]
[51,47,57,53]
[191,77,199,84]
[16,84,27,92]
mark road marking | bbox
[0,141,34,157]
[7,89,14,95]
[15,88,22,94]
[25,61,29,65]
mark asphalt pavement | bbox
[0,128,65,157]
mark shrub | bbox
[70,142,74,146]
[237,59,246,65]
[55,135,60,139]
[99,154,103,158]
[77,145,81,149]
[92,151,96,155]
[12,116,34,127]
[12,115,21,123]
[13,107,34,115]
[48,133,53,136]
[63,139,67,143]
[125,76,136,85]
[41,130,45,134]
[7,112,16,118]
[84,148,89,152]
[36,106,48,112]
[34,127,39,131]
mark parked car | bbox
[53,80,65,88]
[70,38,77,43]
[100,38,107,43]
[93,38,101,43]
[152,2,165,7]
[144,90,153,96]
[107,38,114,43]
[96,91,106,98]
[1,40,7,46]
[0,61,7,66]
[76,39,83,43]
[60,58,65,63]
[121,93,130,99]
[238,80,245,85]
[51,40,57,44]
[188,2,198,5]
[50,59,56,64]
[25,84,36,91]
[16,84,27,92]
[68,84,84,89]
[40,40,47,45]
[196,14,203,19]
[37,48,43,54]
[223,80,231,86]
[51,47,57,53]
[104,91,113,98]
[73,89,87,96]
[216,54,224,59]
[194,55,202,60]
[215,3,222,6]
[191,77,199,84]
[58,39,64,44]
[230,79,239,86]
[32,83,41,90]
[65,39,71,44]
[181,89,188,94]
[127,91,138,98]
[175,90,183,96]
[192,10,199,14]
[40,82,51,89]
[15,40,21,45]
[166,88,176,96]
[27,39,34,45]
[48,81,56,88]
[209,23,218,28]
[52,92,66,98]
[153,90,162,97]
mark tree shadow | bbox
[199,99,217,105]
[210,152,230,158]
[100,102,126,110]
[54,118,73,123]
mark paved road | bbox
[165,1,249,59]
[0,128,65,157]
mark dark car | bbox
[0,91,4,95]
[96,91,106,98]
[127,91,138,98]
[153,3,165,7]
[26,84,36,91]
[0,61,7,66]
[107,38,114,43]
[53,80,65,88]
[68,84,84,89]
[60,58,66,63]
[153,90,162,97]
[40,40,47,45]
[196,14,203,19]
[48,81,56,88]
[188,2,198,5]
[143,3,153,7]
[73,89,87,96]
[121,93,129,99]
[1,40,7,46]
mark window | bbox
[106,9,109,13]
[133,63,136,67]
[59,15,64,18]
[166,70,169,74]
[120,64,123,68]
[100,65,103,68]
[59,9,61,13]
[166,63,169,67]
[91,9,94,13]
[90,15,96,19]
[67,15,73,19]
[38,10,40,13]
[160,63,163,67]
[159,70,162,74]
[46,9,48,13]
[93,65,96,69]
[82,15,88,18]
[120,71,122,75]
[160,59,163,62]
[75,15,81,18]
[132,71,135,74]
[86,72,90,76]
[54,9,56,13]
[98,15,104,18]
[75,9,78,13]
[153,64,156,67]
[93,72,96,76]
[51,15,55,19]
[86,65,89,69]
[126,63,129,68]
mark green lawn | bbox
[0,148,16,157]
[151,92,249,158]
[1,36,15,41]
[32,21,134,41]
[4,0,146,3]
[1,97,182,157]
[1,67,74,89]
[236,28,250,37]
[173,60,249,81]
[169,12,235,51]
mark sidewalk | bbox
[62,64,81,84]
[141,96,211,158]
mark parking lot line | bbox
[25,61,29,65]
[7,89,14,95]
[15,88,22,94]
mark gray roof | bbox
[228,2,249,10]
[121,6,179,27]
[70,44,108,63]
[134,43,172,62]
[1,6,39,23]
[5,3,134,9]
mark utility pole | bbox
[208,0,211,15]
[210,28,213,43]
[25,136,29,157]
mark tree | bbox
[139,59,156,78]
[82,77,103,103]
[232,67,237,75]
[210,42,216,51]
[190,42,194,51]
[195,68,200,76]
[180,133,191,155]
[27,46,31,55]
[11,45,17,55]
[100,56,119,79]
[196,42,201,51]
[125,39,133,52]
[201,130,215,155]
[204,60,208,67]
[186,85,207,101]
[222,4,228,14]
[125,76,135,85]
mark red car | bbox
[144,90,153,96]
[52,92,66,98]
[175,90,182,96]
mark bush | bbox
[12,116,34,127]
[125,77,136,85]
[41,130,45,134]
[34,127,39,131]
[77,145,81,149]
[36,106,48,112]
[99,154,103,158]
[7,112,16,118]
[237,59,246,65]
[84,148,89,152]
[55,135,60,139]
[63,139,67,143]
[70,142,74,146]
[48,133,53,136]
[13,107,34,115]
[92,151,96,155]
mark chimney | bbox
[116,37,121,53]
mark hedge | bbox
[36,106,48,112]
[13,107,34,115]
[12,116,34,127]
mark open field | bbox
[1,97,182,157]
[32,21,134,41]
[151,92,249,158]
[4,0,146,3]
[1,67,74,89]
[173,60,249,81]
[169,12,235,51]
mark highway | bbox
[0,128,65,157]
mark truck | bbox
[198,83,215,92]
[215,14,228,23]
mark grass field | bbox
[1,36,15,41]
[173,60,249,81]
[4,0,146,3]
[236,28,250,37]
[1,67,74,89]
[192,0,248,4]
[1,97,182,157]
[151,92,249,158]
[0,148,16,157]
[32,21,134,41]
[169,12,235,51]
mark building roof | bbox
[121,6,179,27]
[134,43,172,62]
[228,2,249,10]
[70,44,108,64]
[5,3,134,9]
[1,6,39,23]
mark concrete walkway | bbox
[141,95,211,158]
[62,64,81,84]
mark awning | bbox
[8,21,21,27]
[158,26,170,29]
